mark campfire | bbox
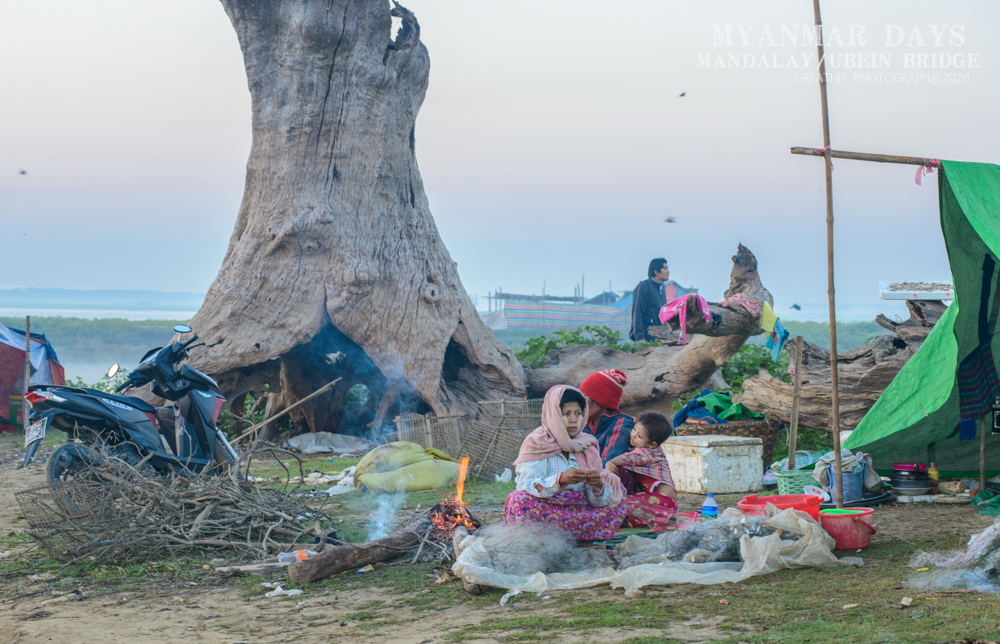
[430,457,479,539]
[287,456,482,585]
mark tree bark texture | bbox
[186,1,525,426]
[525,245,772,414]
[734,300,946,432]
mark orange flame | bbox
[456,456,470,506]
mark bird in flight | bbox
[790,304,802,311]
[664,217,677,224]
[679,92,686,97]
[18,169,27,175]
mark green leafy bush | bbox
[722,344,792,391]
[513,325,654,369]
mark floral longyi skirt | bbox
[502,490,626,540]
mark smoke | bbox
[365,491,408,541]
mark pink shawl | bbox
[513,385,624,506]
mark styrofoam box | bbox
[662,434,763,495]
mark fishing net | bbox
[453,506,861,596]
[905,517,1000,593]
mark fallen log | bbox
[734,300,946,432]
[525,244,771,414]
[287,518,430,584]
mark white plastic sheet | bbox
[453,506,862,596]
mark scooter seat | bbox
[98,392,157,413]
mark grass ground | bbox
[2,431,999,643]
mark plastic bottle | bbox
[278,549,316,563]
[927,462,940,494]
[927,462,940,483]
[701,493,719,519]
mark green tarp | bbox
[844,161,1000,477]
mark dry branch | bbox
[16,447,339,563]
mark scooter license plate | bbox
[25,418,47,445]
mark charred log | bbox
[288,518,430,584]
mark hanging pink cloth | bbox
[658,294,712,345]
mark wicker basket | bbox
[464,420,529,479]
[393,412,463,460]
[776,468,817,495]
[674,418,781,467]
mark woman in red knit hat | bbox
[579,369,635,464]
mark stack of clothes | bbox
[672,389,764,427]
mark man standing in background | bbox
[629,258,669,342]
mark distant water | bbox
[0,308,196,321]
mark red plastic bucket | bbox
[737,494,821,521]
[819,508,876,550]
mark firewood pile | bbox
[15,447,339,564]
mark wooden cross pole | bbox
[811,0,844,508]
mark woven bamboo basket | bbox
[478,399,544,418]
[393,412,463,460]
[673,418,781,467]
[464,420,530,479]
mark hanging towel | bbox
[958,255,1000,441]
[760,302,777,334]
[765,319,790,362]
[659,294,712,345]
[719,293,758,317]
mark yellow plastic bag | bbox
[357,459,460,493]
[355,442,460,493]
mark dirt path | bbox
[1,435,994,644]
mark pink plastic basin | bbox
[737,494,821,521]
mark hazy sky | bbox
[2,1,997,321]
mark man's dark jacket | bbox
[629,278,667,342]
[586,412,635,464]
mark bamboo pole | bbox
[232,378,342,444]
[811,0,844,508]
[790,147,941,167]
[22,316,31,431]
[787,336,804,470]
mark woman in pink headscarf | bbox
[503,385,626,540]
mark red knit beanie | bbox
[579,369,628,411]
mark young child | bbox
[605,411,678,530]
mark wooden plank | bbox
[23,316,31,431]
[787,336,804,470]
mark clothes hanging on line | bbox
[958,254,1000,441]
[719,293,758,317]
[659,294,712,345]
[760,301,777,334]
[765,319,789,362]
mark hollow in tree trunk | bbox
[185,1,525,431]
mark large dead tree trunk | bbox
[526,245,772,414]
[734,300,946,432]
[184,1,525,427]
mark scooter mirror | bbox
[174,324,192,334]
[107,364,120,378]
